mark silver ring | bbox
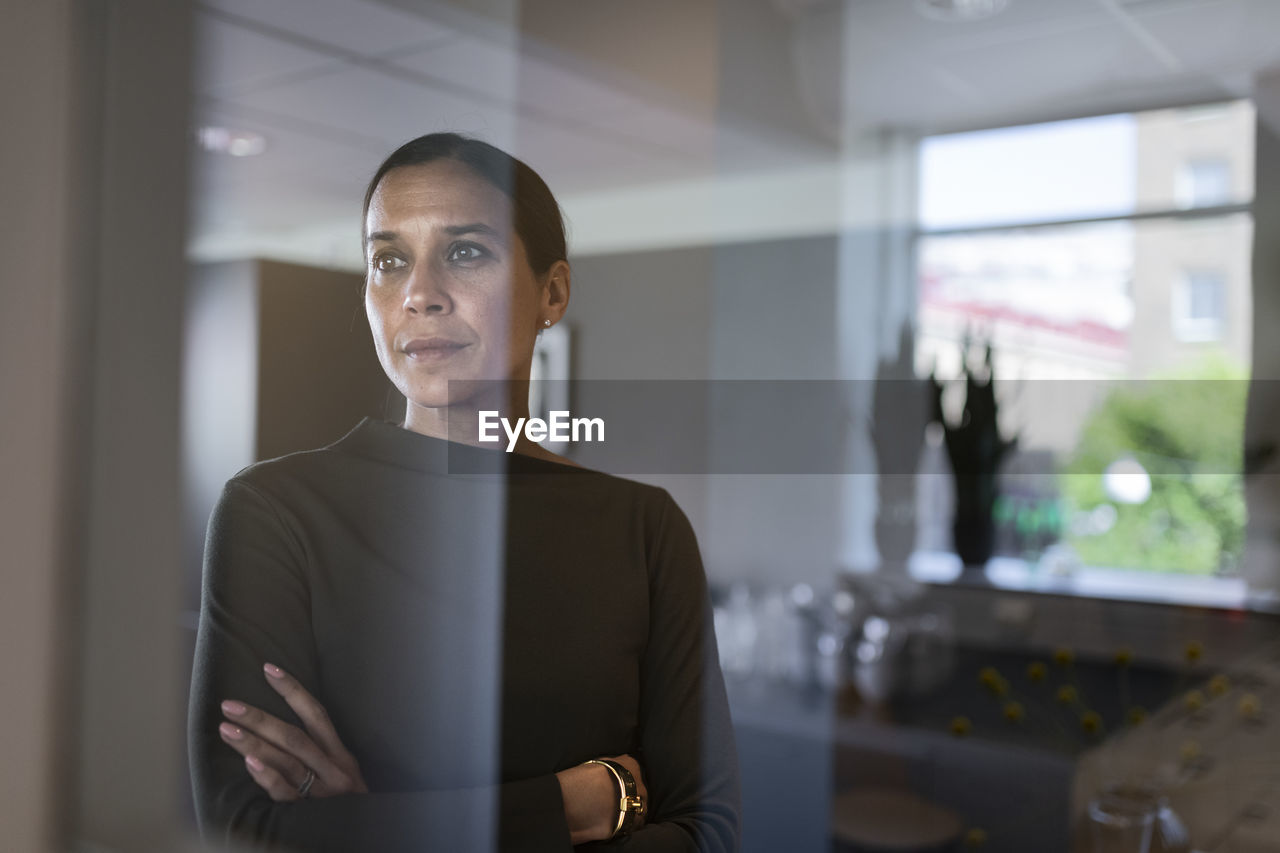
[297,767,316,798]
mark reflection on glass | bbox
[920,113,1138,229]
[1087,783,1159,853]
[915,196,1252,576]
[919,100,1254,231]
[917,215,1253,385]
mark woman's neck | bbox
[401,388,576,466]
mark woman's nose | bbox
[402,263,451,315]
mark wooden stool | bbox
[831,786,964,853]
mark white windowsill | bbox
[906,549,1265,611]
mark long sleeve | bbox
[591,492,741,852]
[188,478,573,852]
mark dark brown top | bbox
[188,418,740,851]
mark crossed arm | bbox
[188,478,741,851]
[215,661,645,845]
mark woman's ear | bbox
[542,259,571,323]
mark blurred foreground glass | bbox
[1087,784,1159,853]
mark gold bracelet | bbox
[583,759,628,839]
[583,759,645,838]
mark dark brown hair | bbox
[361,133,567,276]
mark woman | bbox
[188,133,741,851]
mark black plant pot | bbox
[952,506,995,569]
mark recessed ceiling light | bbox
[916,0,1011,22]
[196,126,268,157]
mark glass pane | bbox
[919,114,1136,229]
[1178,159,1232,209]
[919,100,1254,230]
[917,214,1252,383]
[917,221,1135,382]
[1140,101,1255,212]
[916,214,1252,575]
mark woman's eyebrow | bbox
[443,222,504,241]
[365,223,507,246]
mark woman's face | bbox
[364,159,566,414]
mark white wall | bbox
[183,261,260,609]
[73,0,195,847]
[0,0,196,849]
[1,1,89,847]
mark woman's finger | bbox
[262,663,367,791]
[220,700,345,784]
[243,753,299,802]
[219,718,361,800]
[261,663,348,760]
[218,721,315,801]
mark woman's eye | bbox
[373,254,406,273]
[446,242,489,263]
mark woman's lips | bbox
[403,337,469,361]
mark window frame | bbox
[905,100,1256,599]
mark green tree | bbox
[1060,357,1247,575]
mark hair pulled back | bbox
[362,133,567,277]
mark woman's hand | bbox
[555,754,648,844]
[218,662,368,801]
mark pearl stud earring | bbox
[544,319,552,327]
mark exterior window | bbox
[1174,270,1225,342]
[915,100,1254,577]
[1177,158,1232,209]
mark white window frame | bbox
[907,102,1255,602]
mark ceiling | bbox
[189,0,1280,269]
[820,0,1280,134]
